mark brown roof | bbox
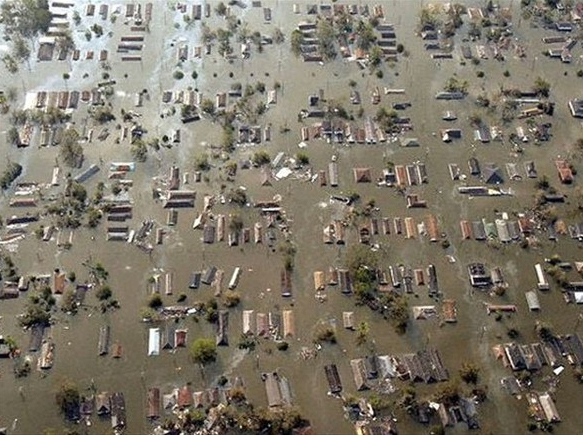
[177,386,193,408]
[414,269,425,285]
[112,342,122,358]
[404,217,417,239]
[442,299,457,323]
[53,271,66,294]
[175,329,187,347]
[395,165,407,186]
[353,168,372,183]
[460,220,472,240]
[313,271,325,290]
[426,215,439,242]
[518,217,532,234]
[147,388,160,419]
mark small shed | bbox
[313,271,325,291]
[525,291,541,311]
[343,311,355,329]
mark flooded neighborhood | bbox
[3,0,583,434]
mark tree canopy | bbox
[190,338,217,365]
[55,379,80,421]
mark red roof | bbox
[177,386,193,408]
[175,330,187,347]
[53,272,66,294]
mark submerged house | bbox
[556,159,574,184]
[282,310,295,338]
[148,328,160,356]
[162,326,176,350]
[147,388,160,420]
[343,311,355,329]
[202,266,217,285]
[353,167,372,183]
[350,358,369,391]
[324,364,343,394]
[175,329,187,347]
[263,372,291,407]
[281,269,292,297]
[177,385,193,409]
[242,310,254,335]
[216,310,229,346]
[328,162,339,187]
[96,392,111,415]
[468,157,481,176]
[111,392,126,431]
[98,325,110,356]
[482,164,503,184]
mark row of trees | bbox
[0,0,52,73]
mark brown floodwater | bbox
[2,0,583,434]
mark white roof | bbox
[148,328,160,356]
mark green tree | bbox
[61,289,77,313]
[535,321,554,341]
[131,140,148,162]
[95,285,112,301]
[223,290,241,307]
[533,77,550,97]
[345,244,378,277]
[227,187,247,206]
[190,338,217,365]
[55,379,80,421]
[314,326,336,344]
[368,45,383,68]
[296,152,309,166]
[356,321,369,346]
[290,29,304,56]
[317,19,336,60]
[200,98,215,116]
[459,362,480,384]
[148,293,162,309]
[194,154,211,171]
[252,150,271,166]
[0,162,23,189]
[59,129,83,167]
[12,36,30,62]
[355,20,376,50]
[215,2,227,16]
[229,213,244,232]
[6,126,19,146]
[433,381,460,406]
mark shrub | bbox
[148,294,163,309]
[95,285,112,301]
